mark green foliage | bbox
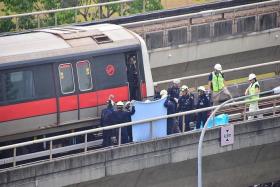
[0,0,163,32]
[128,0,163,14]
[0,18,15,32]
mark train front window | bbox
[76,60,93,91]
[5,71,35,102]
[59,63,75,94]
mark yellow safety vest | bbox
[211,72,224,92]
[248,81,260,103]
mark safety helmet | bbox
[180,85,189,91]
[125,101,131,107]
[198,86,206,92]
[248,73,256,81]
[160,89,168,96]
[116,101,124,107]
[154,82,158,86]
[214,64,222,71]
[173,79,180,84]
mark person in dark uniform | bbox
[168,79,181,100]
[178,85,194,132]
[162,90,179,135]
[153,83,161,100]
[124,101,135,142]
[100,99,115,147]
[127,55,139,100]
[112,101,135,144]
[196,86,210,129]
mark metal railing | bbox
[154,60,280,86]
[0,0,134,30]
[122,0,280,28]
[0,92,279,169]
[197,87,280,187]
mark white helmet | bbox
[198,86,206,92]
[248,73,256,81]
[180,85,189,91]
[160,89,168,98]
[173,79,180,84]
[116,101,124,107]
[214,64,222,71]
[154,82,158,86]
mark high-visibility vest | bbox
[211,72,224,92]
[248,81,260,103]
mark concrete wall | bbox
[149,28,280,69]
[1,116,280,187]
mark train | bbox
[0,24,154,143]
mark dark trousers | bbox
[129,85,139,100]
[167,118,174,135]
[102,129,113,147]
[116,127,129,144]
[179,114,191,132]
[196,112,208,129]
[127,125,133,142]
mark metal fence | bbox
[0,93,279,170]
[154,60,280,86]
[122,0,280,50]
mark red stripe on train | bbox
[0,86,129,122]
[141,82,147,99]
[59,95,78,112]
[79,86,129,108]
[0,98,57,122]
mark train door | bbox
[56,63,79,123]
[75,60,98,120]
[126,53,141,100]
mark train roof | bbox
[0,24,140,68]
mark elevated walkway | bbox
[1,116,280,187]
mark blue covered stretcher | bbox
[131,98,167,142]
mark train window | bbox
[76,60,93,91]
[58,63,75,94]
[5,70,35,102]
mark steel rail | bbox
[0,93,279,152]
[0,0,134,19]
[154,60,280,85]
[121,0,280,27]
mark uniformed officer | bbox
[127,55,139,100]
[111,101,135,144]
[100,99,114,147]
[178,85,194,132]
[168,79,180,100]
[245,73,262,120]
[208,64,232,105]
[196,86,210,129]
[124,101,135,142]
[154,83,161,100]
[162,90,179,135]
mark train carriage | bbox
[0,24,154,142]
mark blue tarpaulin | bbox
[207,114,229,128]
[131,98,167,142]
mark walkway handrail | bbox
[154,60,280,86]
[122,0,280,27]
[0,0,134,19]
[197,86,280,187]
[0,92,279,152]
